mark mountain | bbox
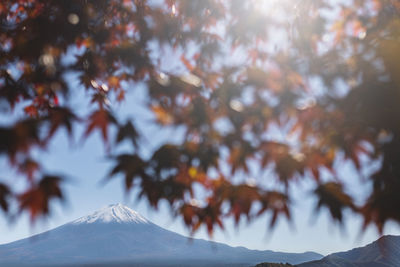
[0,204,322,266]
[298,235,400,267]
[255,263,294,267]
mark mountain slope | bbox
[298,235,400,267]
[0,204,322,266]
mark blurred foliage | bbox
[0,0,399,234]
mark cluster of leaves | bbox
[0,0,400,234]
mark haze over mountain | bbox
[0,204,322,266]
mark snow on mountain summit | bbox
[71,203,149,224]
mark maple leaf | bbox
[108,154,146,190]
[17,158,40,181]
[18,175,64,221]
[0,184,11,212]
[84,109,116,143]
[314,182,356,223]
[116,120,139,148]
[46,107,78,140]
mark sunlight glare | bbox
[255,0,291,15]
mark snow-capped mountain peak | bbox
[71,203,149,224]
[0,203,324,266]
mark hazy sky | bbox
[0,75,399,256]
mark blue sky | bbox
[0,1,399,255]
[0,77,399,256]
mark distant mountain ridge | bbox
[298,235,400,267]
[254,235,400,267]
[0,204,322,266]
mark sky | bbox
[0,77,399,256]
[0,0,399,257]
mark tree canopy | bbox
[1,0,400,235]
